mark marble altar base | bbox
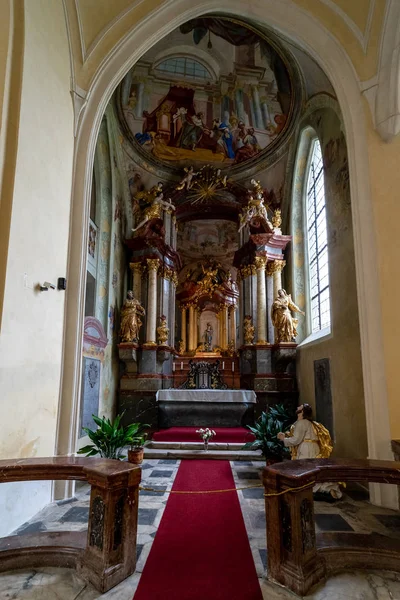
[156,389,256,428]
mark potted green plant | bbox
[128,433,149,465]
[77,413,149,461]
[243,403,295,464]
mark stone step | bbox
[144,442,264,461]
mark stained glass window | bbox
[306,139,331,333]
[155,57,212,80]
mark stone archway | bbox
[57,0,395,507]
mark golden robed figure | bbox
[271,289,305,343]
[277,403,343,500]
[119,291,145,343]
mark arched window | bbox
[155,57,212,80]
[306,139,331,333]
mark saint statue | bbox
[157,315,169,345]
[243,315,255,345]
[238,186,273,233]
[132,188,175,233]
[204,322,213,351]
[271,289,305,343]
[119,291,145,343]
[277,404,343,500]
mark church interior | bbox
[2,1,400,599]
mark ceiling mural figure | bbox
[119,17,294,171]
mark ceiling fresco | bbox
[178,219,239,269]
[118,17,295,173]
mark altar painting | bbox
[120,17,293,169]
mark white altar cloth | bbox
[156,390,256,403]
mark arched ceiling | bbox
[64,0,386,92]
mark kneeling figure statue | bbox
[277,403,343,501]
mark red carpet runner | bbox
[152,426,255,443]
[133,460,263,600]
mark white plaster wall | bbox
[0,0,74,536]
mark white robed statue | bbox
[277,403,343,500]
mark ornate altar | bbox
[180,360,227,390]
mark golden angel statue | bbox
[132,189,175,232]
[271,289,305,343]
[198,264,218,294]
[157,315,169,345]
[277,403,343,500]
[243,315,255,345]
[176,166,198,191]
[119,291,145,343]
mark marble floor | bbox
[1,459,400,599]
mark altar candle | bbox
[222,361,225,369]
[172,362,175,372]
[181,361,183,370]
[232,362,234,372]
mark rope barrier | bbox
[139,480,316,497]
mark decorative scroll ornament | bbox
[243,315,255,345]
[237,264,257,281]
[162,266,179,286]
[119,291,145,343]
[157,315,169,345]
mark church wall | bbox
[364,99,400,440]
[0,0,74,535]
[290,105,367,459]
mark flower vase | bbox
[204,440,209,452]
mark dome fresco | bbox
[118,17,297,173]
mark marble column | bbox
[181,306,187,352]
[145,258,159,345]
[169,273,177,349]
[238,273,244,347]
[171,216,177,250]
[266,266,275,345]
[235,89,245,122]
[251,85,264,129]
[255,257,268,344]
[261,95,271,128]
[163,210,172,246]
[135,81,144,118]
[188,304,195,351]
[130,262,142,301]
[194,308,198,351]
[221,304,229,349]
[271,259,286,300]
[229,305,236,348]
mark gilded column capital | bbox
[239,264,256,279]
[254,256,268,271]
[267,259,286,276]
[130,262,144,275]
[146,258,160,272]
[228,304,236,314]
[162,266,179,286]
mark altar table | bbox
[156,390,256,428]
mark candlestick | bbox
[222,361,225,369]
[172,362,175,372]
[181,361,183,370]
[232,362,234,372]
